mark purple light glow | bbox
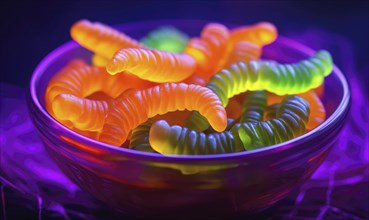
[0,28,368,219]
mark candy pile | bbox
[45,19,332,155]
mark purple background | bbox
[0,1,368,219]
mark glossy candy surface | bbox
[46,21,331,158]
[208,50,332,104]
[231,96,310,150]
[45,62,153,131]
[184,23,231,80]
[129,119,155,152]
[70,19,143,59]
[268,90,326,130]
[232,95,310,150]
[230,21,278,46]
[185,50,332,131]
[149,120,241,155]
[98,83,227,146]
[107,48,196,83]
[239,90,267,123]
[149,95,309,155]
[225,41,262,67]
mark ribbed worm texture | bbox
[264,104,279,121]
[239,90,267,123]
[107,48,196,83]
[209,50,332,102]
[225,41,262,67]
[70,19,143,59]
[184,23,231,80]
[185,50,332,131]
[45,59,86,112]
[98,83,227,146]
[52,94,111,131]
[230,22,278,46]
[231,95,310,150]
[47,66,153,102]
[149,120,242,155]
[45,62,154,131]
[128,119,156,152]
[267,90,326,131]
[91,54,108,67]
[151,96,308,155]
[140,26,189,53]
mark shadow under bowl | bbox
[28,20,350,217]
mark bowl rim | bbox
[29,20,351,162]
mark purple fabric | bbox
[0,29,368,219]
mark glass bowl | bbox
[28,20,350,217]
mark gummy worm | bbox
[46,62,153,131]
[98,83,227,146]
[128,119,155,152]
[239,90,267,124]
[230,22,278,46]
[184,23,231,80]
[225,41,262,68]
[70,19,143,59]
[107,48,196,83]
[267,90,326,130]
[185,50,332,131]
[149,95,309,155]
[140,26,189,53]
[232,95,310,150]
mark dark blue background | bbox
[0,0,368,88]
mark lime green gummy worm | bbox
[149,95,309,155]
[140,26,189,53]
[149,120,242,155]
[128,119,156,152]
[231,95,310,150]
[239,90,267,124]
[185,50,332,131]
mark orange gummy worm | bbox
[184,23,231,80]
[70,19,143,59]
[107,48,196,83]
[52,93,112,131]
[46,62,154,131]
[267,90,325,130]
[230,22,277,46]
[299,91,326,130]
[45,59,87,114]
[224,41,262,67]
[98,83,227,146]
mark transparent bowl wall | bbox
[28,20,350,217]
